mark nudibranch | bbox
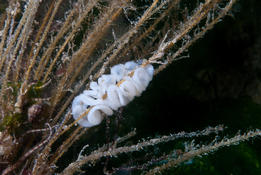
[71,60,154,127]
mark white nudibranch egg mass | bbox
[71,60,154,127]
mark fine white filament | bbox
[72,60,154,127]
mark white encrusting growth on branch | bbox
[72,60,154,127]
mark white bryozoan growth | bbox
[71,60,154,127]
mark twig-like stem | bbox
[0,0,35,71]
[91,0,160,81]
[59,125,225,175]
[149,0,215,62]
[145,129,261,175]
[155,0,237,74]
[49,0,125,118]
[0,10,11,63]
[15,1,55,82]
[2,123,53,175]
[24,0,64,83]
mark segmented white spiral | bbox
[71,60,154,127]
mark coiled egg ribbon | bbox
[71,60,154,127]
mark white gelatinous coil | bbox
[71,60,154,127]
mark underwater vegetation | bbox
[0,0,260,174]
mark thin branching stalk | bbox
[4,0,38,87]
[149,0,217,62]
[41,0,100,83]
[2,124,52,175]
[59,125,227,175]
[23,0,64,84]
[91,0,161,81]
[155,0,237,74]
[14,0,55,82]
[49,0,126,117]
[31,108,91,175]
[0,0,34,71]
[33,2,81,81]
[145,129,261,175]
[50,127,84,165]
[0,10,11,62]
[120,0,180,60]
